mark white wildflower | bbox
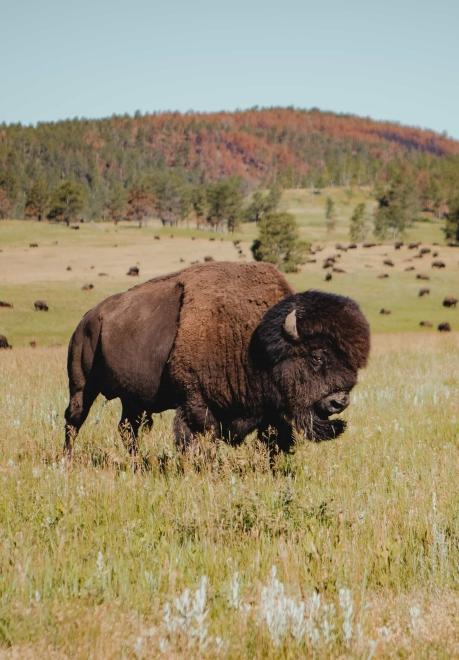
[259,566,290,645]
[304,592,321,646]
[409,604,421,634]
[228,571,241,609]
[377,625,392,640]
[96,550,105,575]
[339,587,353,645]
[321,603,336,644]
[163,576,209,650]
[133,636,143,656]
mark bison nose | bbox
[327,392,350,413]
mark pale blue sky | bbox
[1,0,458,137]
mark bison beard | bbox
[295,409,347,442]
[64,262,370,459]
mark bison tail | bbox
[67,312,102,396]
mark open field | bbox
[0,206,458,657]
[0,209,457,345]
[0,335,458,657]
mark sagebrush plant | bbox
[0,333,458,657]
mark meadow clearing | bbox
[0,195,458,658]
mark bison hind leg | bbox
[64,385,99,458]
[118,400,153,458]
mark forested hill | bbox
[1,107,459,219]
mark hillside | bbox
[1,107,459,219]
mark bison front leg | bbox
[173,402,220,451]
[173,408,194,450]
[258,416,295,462]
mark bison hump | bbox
[169,262,293,406]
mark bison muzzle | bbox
[64,262,370,458]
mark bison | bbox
[64,262,370,458]
[438,322,451,332]
[34,300,49,311]
[0,334,12,349]
[443,297,458,308]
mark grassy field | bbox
[0,198,458,657]
[0,336,458,658]
[0,200,457,345]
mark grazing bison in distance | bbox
[0,334,12,349]
[64,262,370,458]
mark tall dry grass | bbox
[0,334,458,657]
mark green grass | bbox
[1,195,458,656]
[0,281,124,346]
[0,337,458,657]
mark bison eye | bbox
[310,349,326,369]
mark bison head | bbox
[252,290,370,441]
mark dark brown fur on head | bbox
[252,290,370,441]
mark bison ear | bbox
[283,308,300,342]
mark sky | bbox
[1,0,459,137]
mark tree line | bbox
[1,107,459,223]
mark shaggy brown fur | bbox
[64,262,370,457]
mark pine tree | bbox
[206,178,244,232]
[24,179,50,221]
[325,196,336,233]
[47,181,85,225]
[251,212,309,272]
[191,184,208,229]
[349,202,366,242]
[126,182,154,227]
[444,195,459,244]
[244,187,281,223]
[0,171,17,219]
[104,184,127,224]
[373,171,420,239]
[147,171,192,227]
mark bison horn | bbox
[283,308,299,341]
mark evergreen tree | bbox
[126,182,154,227]
[244,187,281,223]
[325,196,336,233]
[0,171,17,219]
[47,181,85,225]
[373,171,420,239]
[104,183,127,224]
[444,195,459,244]
[251,212,309,272]
[191,184,209,228]
[0,188,12,219]
[24,179,50,221]
[147,170,192,226]
[349,202,366,242]
[206,178,244,232]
